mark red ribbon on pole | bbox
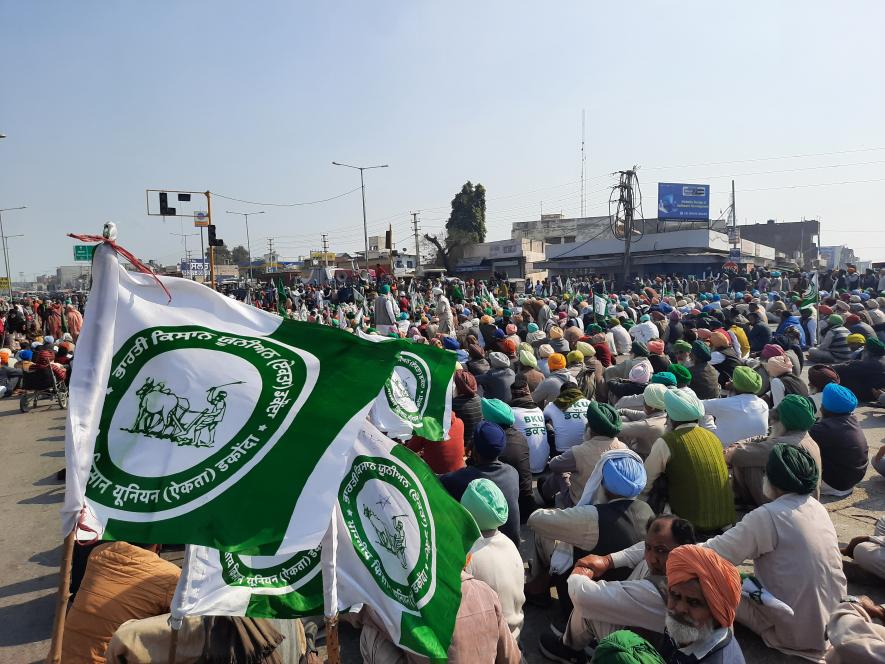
[68,233,172,303]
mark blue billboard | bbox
[657,182,710,221]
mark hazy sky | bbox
[2,0,884,279]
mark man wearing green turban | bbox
[766,443,820,497]
[669,363,691,388]
[725,394,822,507]
[808,313,853,364]
[460,479,526,639]
[700,365,769,447]
[617,384,670,458]
[592,630,665,664]
[650,372,676,387]
[545,401,627,507]
[631,340,649,357]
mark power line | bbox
[211,186,362,207]
[642,146,885,171]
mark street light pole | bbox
[226,210,264,283]
[332,161,388,270]
[0,206,26,298]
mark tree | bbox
[207,245,232,264]
[230,245,250,265]
[425,182,487,272]
[446,181,486,244]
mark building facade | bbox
[537,229,776,280]
[455,238,547,280]
[736,219,820,269]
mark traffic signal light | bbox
[207,224,224,247]
[159,192,176,216]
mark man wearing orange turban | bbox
[663,545,745,661]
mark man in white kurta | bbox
[559,514,697,650]
[460,478,525,639]
[841,516,885,581]
[602,443,846,662]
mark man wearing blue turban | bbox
[809,383,868,497]
[526,450,655,638]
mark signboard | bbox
[657,183,710,221]
[727,227,740,243]
[181,259,209,278]
[0,277,9,289]
[193,211,209,228]
[73,245,95,262]
[729,248,742,260]
[309,251,337,262]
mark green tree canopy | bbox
[230,245,251,265]
[445,181,486,247]
[206,245,232,264]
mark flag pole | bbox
[45,529,76,664]
[167,623,180,664]
[321,511,340,664]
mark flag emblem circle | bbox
[86,326,308,516]
[383,352,431,426]
[339,454,435,612]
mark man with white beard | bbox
[660,544,745,663]
[601,444,846,662]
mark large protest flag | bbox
[63,244,455,554]
[172,422,480,660]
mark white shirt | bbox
[611,325,632,354]
[543,399,591,452]
[701,394,769,447]
[466,531,526,639]
[630,321,660,346]
[512,406,549,473]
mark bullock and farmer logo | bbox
[363,497,408,569]
[85,326,312,515]
[123,378,243,447]
[339,453,435,611]
[383,352,431,427]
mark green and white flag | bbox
[333,421,479,659]
[593,294,608,316]
[63,244,450,554]
[173,421,480,660]
[358,330,455,441]
[172,543,324,618]
[799,271,819,312]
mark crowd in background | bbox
[3,265,885,662]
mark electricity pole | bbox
[332,161,389,268]
[0,206,26,298]
[411,211,421,275]
[170,231,199,262]
[266,238,276,273]
[226,210,264,283]
[612,169,640,289]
